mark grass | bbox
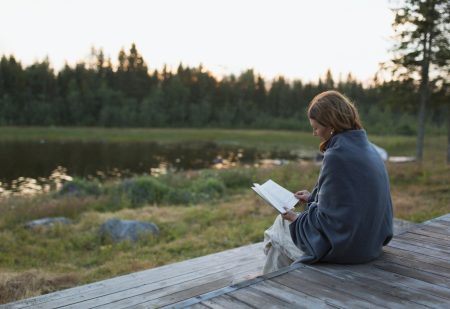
[0,128,449,304]
[0,126,317,149]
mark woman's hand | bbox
[281,210,298,222]
[294,190,311,203]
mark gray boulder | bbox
[99,218,159,242]
[25,217,72,228]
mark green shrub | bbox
[118,177,169,207]
[191,177,226,201]
[164,188,195,205]
[58,179,101,197]
[217,169,254,189]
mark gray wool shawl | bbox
[290,129,393,264]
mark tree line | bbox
[0,43,447,134]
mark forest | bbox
[0,44,448,135]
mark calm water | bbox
[1,140,306,196]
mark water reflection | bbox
[0,140,311,197]
[1,166,73,197]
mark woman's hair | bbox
[308,90,363,152]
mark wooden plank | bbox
[292,266,426,309]
[437,215,450,222]
[309,263,450,308]
[380,251,450,279]
[272,270,379,309]
[434,220,450,227]
[88,258,265,309]
[316,263,450,302]
[7,213,450,309]
[414,219,450,230]
[7,243,264,308]
[374,260,450,289]
[387,239,450,261]
[419,223,449,236]
[29,254,264,309]
[411,228,450,241]
[228,286,296,309]
[398,232,450,247]
[190,304,211,309]
[249,280,334,309]
[383,246,450,270]
[134,269,260,308]
[158,263,305,309]
[416,224,450,237]
[395,235,450,252]
[200,294,254,309]
[425,221,450,231]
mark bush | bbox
[164,189,195,205]
[58,179,101,197]
[216,169,254,189]
[191,177,226,201]
[118,177,169,207]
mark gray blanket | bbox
[290,129,393,264]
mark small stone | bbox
[99,218,159,242]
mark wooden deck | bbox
[3,215,449,308]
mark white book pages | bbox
[261,180,298,209]
[251,179,297,214]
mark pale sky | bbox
[0,0,396,83]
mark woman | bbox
[263,90,393,274]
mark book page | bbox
[251,180,298,214]
[260,180,298,210]
[252,184,286,213]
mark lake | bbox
[1,140,311,196]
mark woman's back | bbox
[290,129,393,264]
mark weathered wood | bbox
[416,224,450,237]
[308,263,450,308]
[316,263,450,301]
[228,286,296,309]
[272,271,380,309]
[134,267,263,309]
[437,214,450,222]
[398,231,450,247]
[410,228,450,241]
[383,246,450,270]
[373,260,450,289]
[157,261,305,309]
[388,239,450,260]
[189,304,211,309]
[5,213,450,309]
[434,219,450,227]
[395,235,450,253]
[249,280,333,309]
[7,243,264,309]
[199,294,254,309]
[424,221,450,231]
[380,251,450,279]
[16,252,264,309]
[292,266,425,308]
[63,258,265,309]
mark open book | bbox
[251,179,298,214]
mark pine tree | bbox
[391,0,449,161]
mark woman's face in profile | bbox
[309,118,333,142]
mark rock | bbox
[25,217,72,228]
[99,218,159,242]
